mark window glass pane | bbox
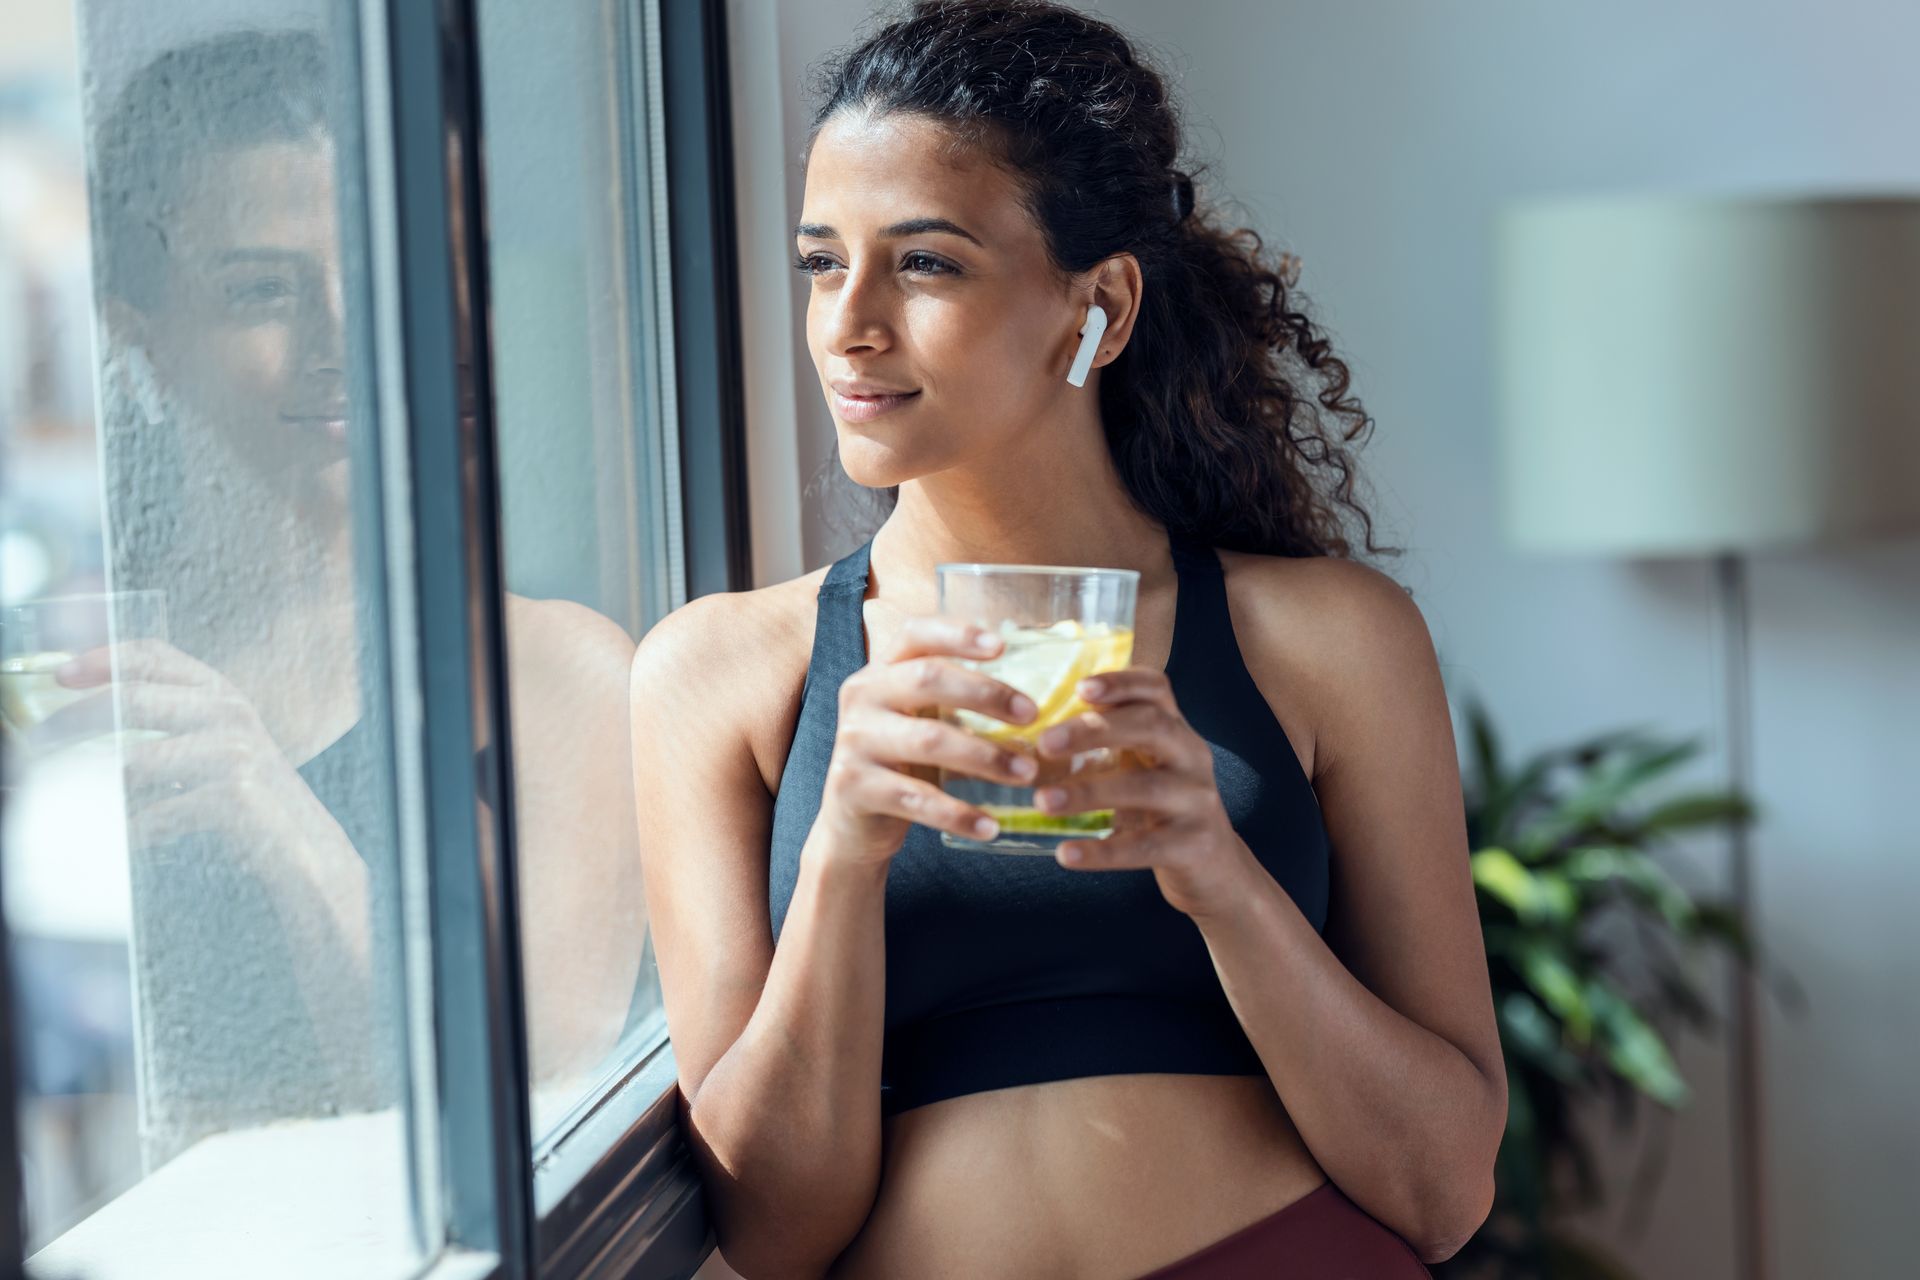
[3,6,424,1274]
[471,0,671,1141]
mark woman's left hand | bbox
[42,640,363,897]
[1034,668,1259,918]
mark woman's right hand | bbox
[813,617,1040,867]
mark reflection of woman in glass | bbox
[74,29,644,1161]
[634,3,1502,1277]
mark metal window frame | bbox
[376,0,535,1274]
[378,0,743,1278]
[521,0,747,1275]
[662,0,753,601]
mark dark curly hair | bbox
[804,0,1397,561]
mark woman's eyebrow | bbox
[793,216,983,247]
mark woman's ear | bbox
[1076,253,1143,376]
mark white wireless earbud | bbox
[1066,303,1108,387]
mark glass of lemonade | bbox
[935,562,1139,853]
[0,590,168,766]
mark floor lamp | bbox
[1492,194,1920,1280]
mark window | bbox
[3,2,743,1277]
[5,9,421,1277]
[470,0,670,1145]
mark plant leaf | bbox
[1517,939,1594,1044]
[1472,848,1576,925]
[1563,845,1697,931]
[1589,982,1690,1106]
[1498,991,1583,1082]
[1517,736,1704,858]
[1638,790,1758,835]
[1465,693,1503,794]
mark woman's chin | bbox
[837,438,947,491]
[314,459,352,511]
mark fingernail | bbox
[1079,677,1105,698]
[1010,755,1037,780]
[1009,693,1037,721]
[1036,787,1065,811]
[974,816,999,838]
[1039,727,1069,752]
[54,658,97,687]
[1057,845,1083,865]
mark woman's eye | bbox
[225,277,295,306]
[901,251,954,276]
[790,251,956,278]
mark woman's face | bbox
[130,137,350,516]
[796,112,1099,489]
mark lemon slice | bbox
[955,621,1133,746]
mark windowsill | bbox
[27,1109,420,1280]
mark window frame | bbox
[380,0,743,1276]
[519,0,747,1273]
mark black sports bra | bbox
[767,531,1332,1116]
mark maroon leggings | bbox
[1132,1180,1432,1279]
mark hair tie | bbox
[1170,170,1194,224]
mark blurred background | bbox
[5,1,1916,1277]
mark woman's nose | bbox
[301,278,347,378]
[823,262,896,357]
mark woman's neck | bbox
[869,411,1175,608]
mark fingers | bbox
[877,616,1003,664]
[1070,667,1179,712]
[845,655,1038,726]
[828,760,1003,842]
[58,639,215,690]
[844,708,1038,787]
[1034,702,1204,771]
[29,682,227,750]
[1056,819,1190,871]
[1034,765,1197,819]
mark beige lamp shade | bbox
[1495,195,1920,556]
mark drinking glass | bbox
[935,563,1138,853]
[0,590,168,765]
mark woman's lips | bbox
[282,415,350,446]
[832,388,921,422]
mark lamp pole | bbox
[1714,551,1769,1280]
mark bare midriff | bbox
[825,1072,1329,1280]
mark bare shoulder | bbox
[504,593,639,690]
[1214,550,1432,783]
[629,568,832,787]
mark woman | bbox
[631,3,1505,1276]
[59,28,647,1160]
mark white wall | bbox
[741,2,1920,1275]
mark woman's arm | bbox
[1032,557,1505,1263]
[630,593,887,1280]
[502,596,649,1090]
[1197,559,1504,1262]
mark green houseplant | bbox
[1433,696,1798,1280]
